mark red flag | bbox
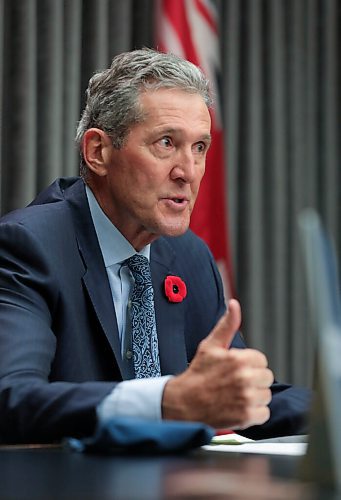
[155,0,234,298]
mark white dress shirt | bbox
[85,186,172,422]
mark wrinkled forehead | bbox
[133,88,212,140]
[137,86,209,114]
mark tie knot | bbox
[126,254,148,271]
[126,254,151,285]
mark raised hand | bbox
[162,299,274,429]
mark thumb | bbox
[204,299,242,349]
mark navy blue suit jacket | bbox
[0,178,311,443]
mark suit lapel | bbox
[64,180,128,378]
[151,239,188,375]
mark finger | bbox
[229,348,270,369]
[257,387,272,406]
[243,387,273,407]
[230,366,274,388]
[204,299,241,349]
[237,406,271,429]
[250,368,274,388]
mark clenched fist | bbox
[162,299,274,429]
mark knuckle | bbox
[239,406,256,426]
[267,368,275,384]
[265,388,272,404]
[260,352,268,366]
[240,386,255,404]
[237,368,257,388]
[261,406,271,423]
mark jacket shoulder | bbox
[29,177,82,206]
[0,177,83,228]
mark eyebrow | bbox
[201,134,212,144]
[159,128,212,143]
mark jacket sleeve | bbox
[0,220,115,444]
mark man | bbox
[0,49,310,444]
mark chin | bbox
[148,214,190,238]
[161,224,189,238]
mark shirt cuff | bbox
[97,375,173,423]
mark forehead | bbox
[132,88,211,142]
[138,88,210,123]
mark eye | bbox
[193,141,207,154]
[158,136,173,148]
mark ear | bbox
[82,128,112,177]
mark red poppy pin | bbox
[164,275,187,303]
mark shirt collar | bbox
[85,185,150,268]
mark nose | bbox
[170,147,197,183]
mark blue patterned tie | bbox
[126,254,161,378]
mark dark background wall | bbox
[0,0,340,387]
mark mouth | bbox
[161,196,190,210]
[172,197,187,204]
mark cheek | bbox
[139,167,170,190]
[126,155,164,186]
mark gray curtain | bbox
[222,0,340,386]
[0,0,153,211]
[0,0,339,387]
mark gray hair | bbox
[75,48,212,178]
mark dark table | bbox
[0,444,337,499]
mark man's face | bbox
[98,88,211,250]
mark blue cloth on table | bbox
[67,417,215,454]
